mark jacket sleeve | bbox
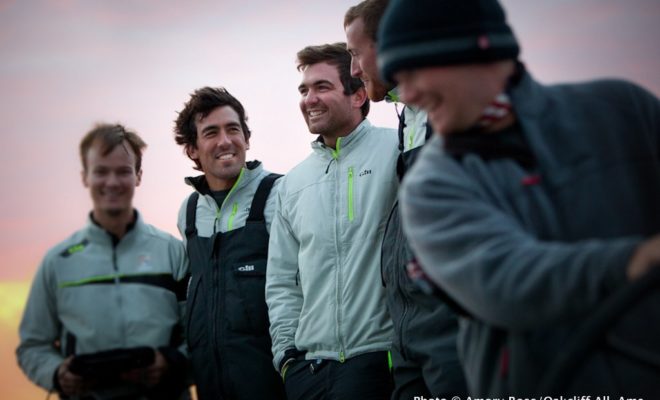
[399,139,639,330]
[168,236,190,360]
[264,178,282,234]
[177,196,190,246]
[628,81,660,157]
[265,189,303,370]
[16,254,65,390]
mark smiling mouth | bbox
[308,110,326,118]
[216,153,235,160]
[101,192,124,200]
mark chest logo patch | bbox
[238,264,255,272]
[137,254,152,269]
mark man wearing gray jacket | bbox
[379,0,660,396]
[266,42,399,400]
[17,123,190,400]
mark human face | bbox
[82,140,141,220]
[189,105,248,191]
[345,17,390,102]
[298,62,365,146]
[394,63,509,136]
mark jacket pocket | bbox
[230,259,270,335]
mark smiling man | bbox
[17,123,190,400]
[265,42,399,400]
[173,87,285,400]
[345,2,467,398]
[378,0,660,396]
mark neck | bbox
[321,135,339,149]
[207,166,244,191]
[208,177,237,191]
[320,119,363,149]
[92,209,135,239]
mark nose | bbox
[106,172,120,186]
[216,129,232,147]
[303,90,319,107]
[350,58,362,78]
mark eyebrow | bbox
[299,79,334,92]
[201,125,217,134]
[201,121,241,133]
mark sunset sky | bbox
[1,0,659,398]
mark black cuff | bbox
[158,346,187,374]
[279,348,305,373]
[52,365,63,392]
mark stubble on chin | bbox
[104,208,124,218]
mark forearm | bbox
[400,174,638,329]
[265,273,303,369]
[17,342,65,390]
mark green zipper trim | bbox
[59,272,167,288]
[347,167,354,222]
[227,202,238,230]
[60,274,118,288]
[387,350,393,372]
[386,89,399,103]
[215,167,245,231]
[407,125,415,150]
[331,137,343,160]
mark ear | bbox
[245,136,250,150]
[185,144,199,161]
[81,169,89,188]
[135,169,142,187]
[352,86,368,110]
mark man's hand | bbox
[627,235,660,281]
[57,356,94,396]
[121,350,169,388]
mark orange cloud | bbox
[0,281,30,330]
[0,281,49,399]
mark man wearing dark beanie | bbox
[379,0,660,397]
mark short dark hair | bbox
[79,123,146,172]
[174,87,251,170]
[296,42,370,118]
[344,0,390,42]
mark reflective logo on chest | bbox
[137,254,152,269]
[238,264,255,272]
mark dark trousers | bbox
[284,351,393,400]
[390,348,435,400]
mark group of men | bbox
[17,0,660,399]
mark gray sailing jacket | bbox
[177,161,279,239]
[17,212,189,396]
[266,119,399,369]
[400,69,660,394]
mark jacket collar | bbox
[311,119,371,158]
[385,88,399,103]
[508,63,548,121]
[85,210,143,246]
[185,160,263,196]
